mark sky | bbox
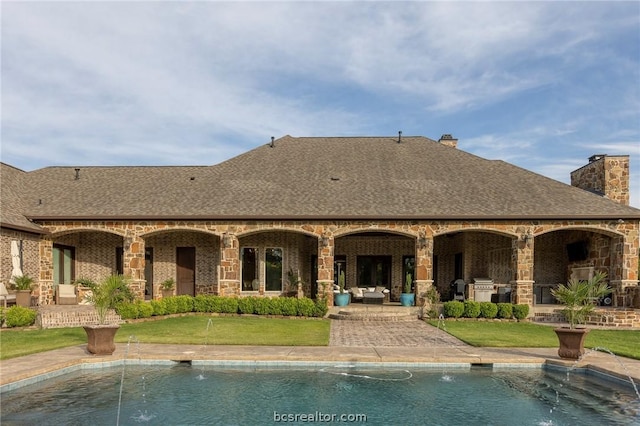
[2,1,639,208]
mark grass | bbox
[0,316,330,360]
[2,316,638,361]
[427,320,640,360]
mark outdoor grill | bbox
[472,278,495,302]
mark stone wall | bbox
[0,230,41,285]
[570,155,630,205]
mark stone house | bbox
[1,135,639,314]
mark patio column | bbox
[415,234,434,307]
[609,231,640,307]
[510,234,534,308]
[38,237,54,305]
[317,233,334,305]
[123,233,145,300]
[219,233,240,296]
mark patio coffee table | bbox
[363,292,384,304]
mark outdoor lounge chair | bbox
[56,284,78,305]
[0,282,16,308]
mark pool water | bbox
[1,364,638,425]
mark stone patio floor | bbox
[1,318,639,392]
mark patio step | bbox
[329,309,419,322]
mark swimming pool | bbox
[1,363,638,425]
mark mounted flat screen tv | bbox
[566,240,589,262]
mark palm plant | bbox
[86,274,134,324]
[551,271,610,329]
[12,274,34,291]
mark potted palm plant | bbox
[334,271,350,306]
[400,272,415,306]
[160,278,175,298]
[83,274,134,355]
[12,274,34,307]
[550,271,610,359]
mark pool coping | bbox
[2,343,639,394]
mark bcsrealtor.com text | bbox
[274,411,367,422]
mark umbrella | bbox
[10,240,23,284]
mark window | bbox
[357,256,391,289]
[242,248,258,291]
[265,248,283,292]
[53,244,75,285]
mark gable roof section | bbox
[0,163,45,233]
[17,136,640,220]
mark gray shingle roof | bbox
[0,163,45,232]
[8,136,640,221]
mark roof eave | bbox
[27,213,640,222]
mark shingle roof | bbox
[0,163,45,233]
[10,136,640,221]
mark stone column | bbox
[219,233,240,296]
[415,234,434,308]
[123,233,145,300]
[317,233,334,305]
[38,237,54,305]
[610,230,639,307]
[510,235,535,307]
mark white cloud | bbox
[1,1,638,208]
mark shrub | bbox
[217,297,239,314]
[238,297,258,314]
[150,299,166,316]
[463,301,481,318]
[174,295,194,313]
[137,301,154,318]
[163,297,179,315]
[443,301,464,318]
[314,298,329,318]
[115,302,139,320]
[497,303,513,319]
[0,307,4,326]
[193,294,216,313]
[255,298,271,315]
[268,297,283,315]
[296,298,316,317]
[479,302,498,319]
[5,306,37,327]
[513,304,530,320]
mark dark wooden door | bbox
[176,247,195,296]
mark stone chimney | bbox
[438,134,458,148]
[570,154,630,205]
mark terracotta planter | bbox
[83,324,120,355]
[162,289,174,298]
[15,290,32,307]
[554,327,590,360]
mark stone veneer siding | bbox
[5,218,637,316]
[571,155,630,206]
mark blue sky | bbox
[2,1,639,207]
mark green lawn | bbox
[2,316,638,361]
[427,320,640,360]
[0,316,330,360]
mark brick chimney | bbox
[570,154,630,205]
[438,134,458,148]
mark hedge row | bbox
[442,301,529,320]
[115,295,329,320]
[0,306,37,328]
